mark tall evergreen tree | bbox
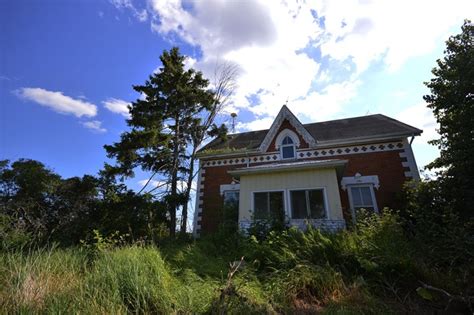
[105,47,216,236]
[424,20,474,217]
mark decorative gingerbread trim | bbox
[259,105,316,152]
[202,141,405,168]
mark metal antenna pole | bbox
[230,113,237,133]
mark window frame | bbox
[223,190,240,206]
[275,129,299,160]
[347,184,379,222]
[280,136,296,159]
[288,187,329,220]
[251,189,286,220]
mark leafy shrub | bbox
[402,181,474,269]
[0,213,33,251]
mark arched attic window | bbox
[281,136,295,159]
[275,129,300,160]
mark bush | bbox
[402,181,474,269]
[0,214,33,251]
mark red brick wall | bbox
[334,150,407,221]
[198,165,234,234]
[197,145,409,235]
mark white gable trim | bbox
[275,129,301,149]
[258,105,317,152]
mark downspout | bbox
[409,134,415,145]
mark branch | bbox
[419,281,474,312]
[137,171,158,194]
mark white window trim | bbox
[347,184,379,223]
[275,129,300,160]
[341,173,380,191]
[251,189,287,218]
[280,142,296,160]
[287,187,329,220]
[250,187,331,221]
[220,183,240,196]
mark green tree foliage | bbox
[104,47,230,236]
[0,159,62,242]
[0,159,168,247]
[424,20,474,216]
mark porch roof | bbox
[228,159,347,178]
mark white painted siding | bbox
[239,168,343,221]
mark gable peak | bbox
[258,105,317,152]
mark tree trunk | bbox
[180,154,196,234]
[169,115,180,237]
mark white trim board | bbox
[202,141,405,168]
[259,105,316,152]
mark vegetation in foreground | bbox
[1,206,473,314]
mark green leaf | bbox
[416,287,433,301]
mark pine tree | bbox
[105,47,215,236]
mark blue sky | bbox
[1,0,473,188]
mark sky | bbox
[1,0,473,189]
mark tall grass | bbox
[1,211,469,313]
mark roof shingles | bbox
[200,114,422,153]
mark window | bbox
[223,191,239,223]
[281,136,295,159]
[223,191,239,206]
[348,185,377,212]
[253,191,285,221]
[290,189,326,219]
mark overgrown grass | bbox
[1,211,472,314]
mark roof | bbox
[228,159,348,177]
[200,113,422,153]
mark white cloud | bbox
[316,0,473,73]
[236,117,274,132]
[149,0,323,118]
[145,0,471,133]
[290,79,361,121]
[109,0,147,22]
[138,179,166,188]
[237,79,360,132]
[396,102,438,145]
[138,178,195,192]
[81,120,107,133]
[103,98,131,117]
[16,87,97,117]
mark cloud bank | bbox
[145,0,471,129]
